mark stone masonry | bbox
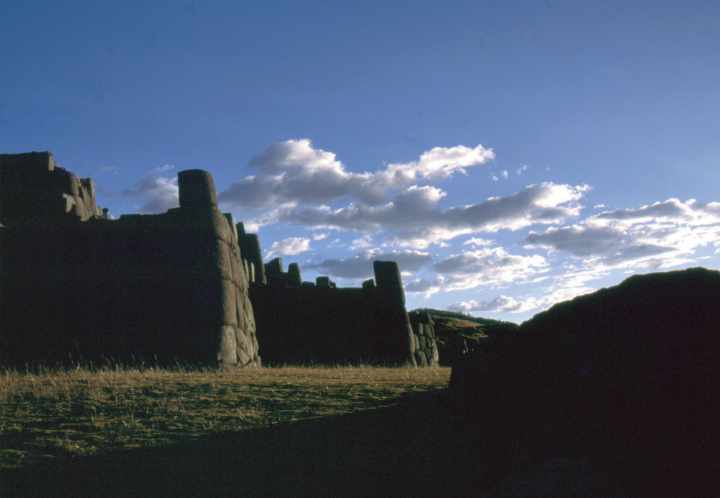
[0,151,436,367]
[240,235,439,366]
[0,153,260,367]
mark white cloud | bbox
[209,140,589,249]
[526,197,720,271]
[350,235,374,250]
[405,275,445,296]
[311,232,328,241]
[381,144,496,183]
[516,164,528,175]
[492,169,512,181]
[513,195,720,315]
[594,198,704,223]
[218,139,494,209]
[463,237,493,247]
[308,250,432,279]
[265,237,311,258]
[526,225,644,257]
[448,273,598,316]
[284,182,589,247]
[434,246,549,291]
[449,295,538,314]
[122,168,179,214]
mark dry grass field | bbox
[0,366,450,470]
[1,366,502,498]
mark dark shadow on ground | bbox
[1,390,515,498]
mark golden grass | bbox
[0,366,450,471]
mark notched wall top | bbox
[240,233,436,366]
[0,151,103,225]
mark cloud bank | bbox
[218,139,495,209]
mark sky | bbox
[2,1,719,322]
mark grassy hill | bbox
[411,308,517,332]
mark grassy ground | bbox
[1,365,509,498]
[0,366,450,472]
[0,366,622,497]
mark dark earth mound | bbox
[450,267,720,496]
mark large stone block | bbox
[362,278,375,289]
[218,325,238,366]
[0,151,54,177]
[373,260,405,304]
[415,350,428,367]
[239,232,265,284]
[265,257,283,277]
[178,169,217,210]
[287,263,302,287]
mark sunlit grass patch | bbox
[0,366,450,471]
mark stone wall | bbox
[0,150,436,368]
[237,223,265,285]
[0,152,102,224]
[0,154,259,368]
[244,245,435,365]
[408,311,440,367]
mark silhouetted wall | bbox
[248,257,431,366]
[0,151,436,369]
[0,153,259,368]
[0,152,101,224]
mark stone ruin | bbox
[237,223,438,366]
[0,152,260,367]
[0,151,438,367]
[408,311,440,367]
[237,231,438,366]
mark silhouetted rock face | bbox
[0,153,260,368]
[450,267,720,494]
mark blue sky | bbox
[2,1,719,322]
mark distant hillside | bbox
[409,308,518,365]
[412,308,518,331]
[450,267,720,495]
